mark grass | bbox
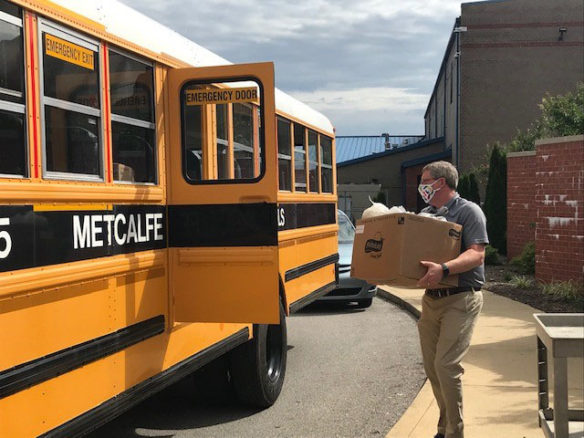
[509,275,533,289]
[540,281,584,302]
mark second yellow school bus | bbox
[0,0,337,436]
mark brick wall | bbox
[507,151,537,260]
[507,136,584,284]
[534,136,584,284]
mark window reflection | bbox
[109,51,154,122]
[294,124,306,192]
[42,33,99,108]
[0,7,26,177]
[45,106,99,175]
[233,103,254,179]
[41,27,101,178]
[216,103,229,179]
[320,135,333,193]
[109,50,156,183]
[183,102,203,181]
[277,118,291,191]
[308,130,318,193]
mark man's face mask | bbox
[418,179,441,204]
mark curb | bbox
[376,287,421,320]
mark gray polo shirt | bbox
[422,194,489,288]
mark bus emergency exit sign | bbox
[185,87,258,105]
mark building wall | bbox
[404,164,426,212]
[338,183,381,222]
[507,151,536,259]
[507,136,583,285]
[435,72,445,139]
[337,142,444,209]
[444,48,458,159]
[459,0,584,173]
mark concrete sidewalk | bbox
[378,285,584,438]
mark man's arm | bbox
[417,243,485,288]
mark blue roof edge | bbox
[337,136,445,167]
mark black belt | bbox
[425,287,481,298]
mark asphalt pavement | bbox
[88,297,426,437]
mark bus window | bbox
[277,118,291,191]
[109,49,156,184]
[181,80,263,184]
[216,103,229,179]
[184,99,203,181]
[294,123,306,192]
[233,102,254,179]
[320,135,333,193]
[308,129,318,193]
[40,22,101,179]
[0,2,26,177]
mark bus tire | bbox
[229,300,287,408]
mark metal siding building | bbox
[336,135,424,164]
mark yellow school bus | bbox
[0,0,337,436]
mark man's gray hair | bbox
[423,161,459,189]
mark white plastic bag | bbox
[361,197,390,219]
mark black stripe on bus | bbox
[168,203,278,247]
[277,202,336,231]
[285,253,339,282]
[0,315,165,400]
[289,281,337,313]
[0,205,167,274]
[40,327,250,438]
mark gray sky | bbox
[121,0,465,136]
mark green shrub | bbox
[510,275,533,289]
[510,241,535,274]
[458,174,470,200]
[507,82,584,152]
[540,82,584,137]
[468,173,481,205]
[484,245,502,265]
[458,172,481,205]
[483,144,507,255]
[541,281,584,302]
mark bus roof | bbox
[49,0,335,135]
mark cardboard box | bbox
[351,213,462,288]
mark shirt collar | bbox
[427,193,459,216]
[444,193,460,210]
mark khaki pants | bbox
[418,291,483,438]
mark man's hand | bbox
[417,261,443,288]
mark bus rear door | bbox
[167,62,279,324]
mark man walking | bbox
[416,161,488,438]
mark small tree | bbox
[457,173,470,199]
[468,173,481,205]
[540,82,584,137]
[483,144,507,255]
[457,172,481,205]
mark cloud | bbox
[290,87,427,112]
[120,0,465,134]
[289,87,428,135]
